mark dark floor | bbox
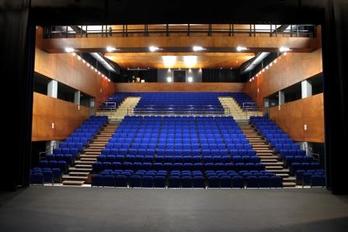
[0,187,348,232]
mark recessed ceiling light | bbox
[149,46,160,52]
[166,77,173,83]
[236,46,248,52]
[183,56,197,67]
[167,68,171,72]
[198,68,202,73]
[188,68,192,73]
[279,46,291,53]
[192,46,205,52]
[106,46,117,52]
[162,56,177,67]
[64,47,75,53]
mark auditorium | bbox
[1,1,348,232]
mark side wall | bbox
[269,93,324,142]
[244,49,323,108]
[32,93,90,141]
[115,82,243,92]
[35,48,115,106]
[243,49,324,142]
[33,47,115,141]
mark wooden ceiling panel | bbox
[104,52,255,69]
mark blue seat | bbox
[181,176,192,187]
[208,176,219,188]
[246,176,258,188]
[30,172,44,184]
[220,175,232,188]
[168,176,181,188]
[153,176,166,187]
[142,176,153,187]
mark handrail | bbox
[121,106,231,116]
[99,101,117,111]
[44,24,315,39]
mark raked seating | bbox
[250,116,325,186]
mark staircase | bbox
[238,120,297,187]
[219,97,262,120]
[62,121,119,186]
[97,97,141,121]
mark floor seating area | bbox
[249,116,325,186]
[91,116,282,188]
[30,116,108,184]
[133,93,225,115]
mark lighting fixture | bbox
[192,46,205,52]
[187,76,193,83]
[183,56,197,67]
[279,46,291,53]
[162,56,177,67]
[236,46,248,52]
[106,46,117,52]
[64,47,75,53]
[149,46,160,52]
[166,77,173,83]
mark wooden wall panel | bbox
[32,93,90,141]
[115,83,244,92]
[243,49,322,108]
[269,94,324,142]
[42,36,317,53]
[34,48,115,106]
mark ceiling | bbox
[104,52,255,69]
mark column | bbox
[47,80,58,98]
[278,90,285,108]
[74,90,81,105]
[301,80,312,99]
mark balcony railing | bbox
[44,24,315,39]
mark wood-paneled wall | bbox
[34,48,115,106]
[32,93,90,141]
[243,49,323,109]
[115,82,244,92]
[269,93,324,143]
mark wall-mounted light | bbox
[64,47,75,53]
[106,46,117,52]
[192,46,205,52]
[236,46,248,52]
[279,46,291,53]
[149,46,160,52]
[166,77,173,83]
[187,76,193,83]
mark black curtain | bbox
[202,69,241,82]
[322,0,348,194]
[0,0,34,190]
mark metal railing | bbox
[124,106,231,116]
[242,102,263,119]
[98,101,117,111]
[44,24,315,39]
